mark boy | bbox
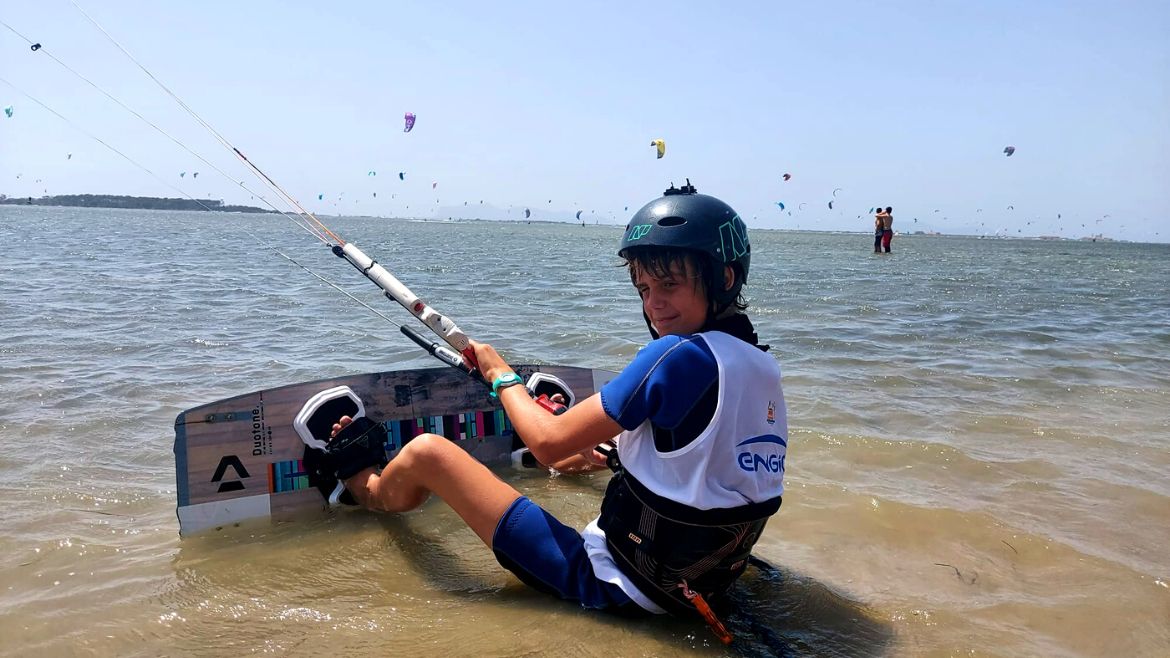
[321,181,788,638]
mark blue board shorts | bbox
[491,496,647,616]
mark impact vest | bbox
[594,330,787,616]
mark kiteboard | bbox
[174,364,615,536]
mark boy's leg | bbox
[344,433,522,548]
[491,496,642,612]
[337,430,638,612]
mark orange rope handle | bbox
[680,581,733,645]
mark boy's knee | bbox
[399,432,457,466]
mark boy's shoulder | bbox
[639,333,708,357]
[627,334,717,377]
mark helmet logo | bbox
[627,224,653,241]
[718,218,749,262]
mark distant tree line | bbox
[0,194,276,213]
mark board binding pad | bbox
[292,385,367,506]
[174,364,613,535]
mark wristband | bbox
[491,372,524,397]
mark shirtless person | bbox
[880,206,894,253]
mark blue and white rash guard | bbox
[581,330,788,612]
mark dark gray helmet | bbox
[618,180,750,306]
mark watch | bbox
[491,372,524,397]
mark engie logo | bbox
[736,435,787,474]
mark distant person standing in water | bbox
[873,207,885,253]
[880,206,894,253]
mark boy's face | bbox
[632,257,709,336]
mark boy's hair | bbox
[885,206,893,213]
[621,246,748,313]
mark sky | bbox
[1,1,1168,241]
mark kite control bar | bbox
[335,243,480,372]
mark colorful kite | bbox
[650,139,665,159]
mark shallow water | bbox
[1,205,1167,656]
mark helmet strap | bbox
[641,310,660,340]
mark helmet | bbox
[618,180,750,307]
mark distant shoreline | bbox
[0,197,1133,242]
[0,193,277,214]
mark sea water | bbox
[1,206,1167,657]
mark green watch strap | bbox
[491,372,524,397]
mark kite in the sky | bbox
[66,153,72,160]
[524,208,531,218]
[575,210,583,220]
[432,181,437,189]
[775,202,785,211]
[368,170,376,176]
[3,106,12,118]
[318,193,324,200]
[1007,205,1014,210]
[1003,146,1016,156]
[832,188,842,197]
[650,139,665,159]
[180,172,186,178]
[828,201,834,210]
[398,172,405,180]
[798,202,807,211]
[782,173,791,182]
[193,172,199,179]
[404,112,416,133]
